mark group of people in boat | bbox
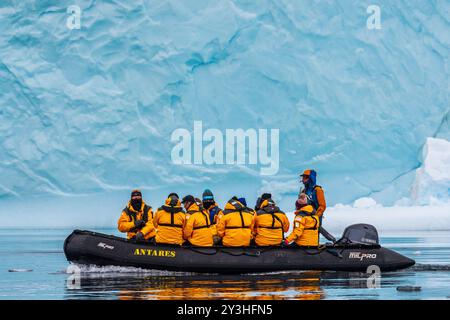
[118,169,327,247]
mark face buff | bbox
[131,198,142,211]
[203,200,214,210]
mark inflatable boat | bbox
[64,224,415,273]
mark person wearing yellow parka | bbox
[284,194,320,247]
[153,193,186,245]
[182,195,213,247]
[216,197,255,247]
[253,198,290,246]
[117,189,155,242]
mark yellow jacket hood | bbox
[295,205,315,216]
[186,202,201,213]
[160,197,184,213]
[258,199,283,214]
[224,199,246,212]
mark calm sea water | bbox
[0,228,449,300]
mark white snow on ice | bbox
[323,204,450,233]
[411,138,450,205]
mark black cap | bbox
[131,189,142,198]
[168,192,179,199]
[181,195,195,204]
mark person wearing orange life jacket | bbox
[216,197,255,247]
[117,189,155,243]
[283,193,320,247]
[153,193,186,245]
[253,197,290,246]
[182,195,213,247]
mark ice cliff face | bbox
[0,0,449,206]
[410,138,450,205]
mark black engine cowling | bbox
[338,224,379,245]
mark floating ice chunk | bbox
[8,269,33,272]
[397,286,421,292]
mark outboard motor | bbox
[337,224,379,245]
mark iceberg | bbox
[0,0,449,210]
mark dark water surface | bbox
[1,228,449,300]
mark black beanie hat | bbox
[131,189,142,198]
[261,193,272,200]
[202,189,214,201]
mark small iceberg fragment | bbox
[396,286,421,292]
[8,269,33,272]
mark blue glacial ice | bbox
[0,0,449,212]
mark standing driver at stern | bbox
[117,189,155,243]
[300,169,326,225]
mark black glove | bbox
[134,219,146,229]
[213,235,222,246]
[135,232,145,242]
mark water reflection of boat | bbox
[64,269,413,300]
[66,271,326,300]
[64,227,415,273]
